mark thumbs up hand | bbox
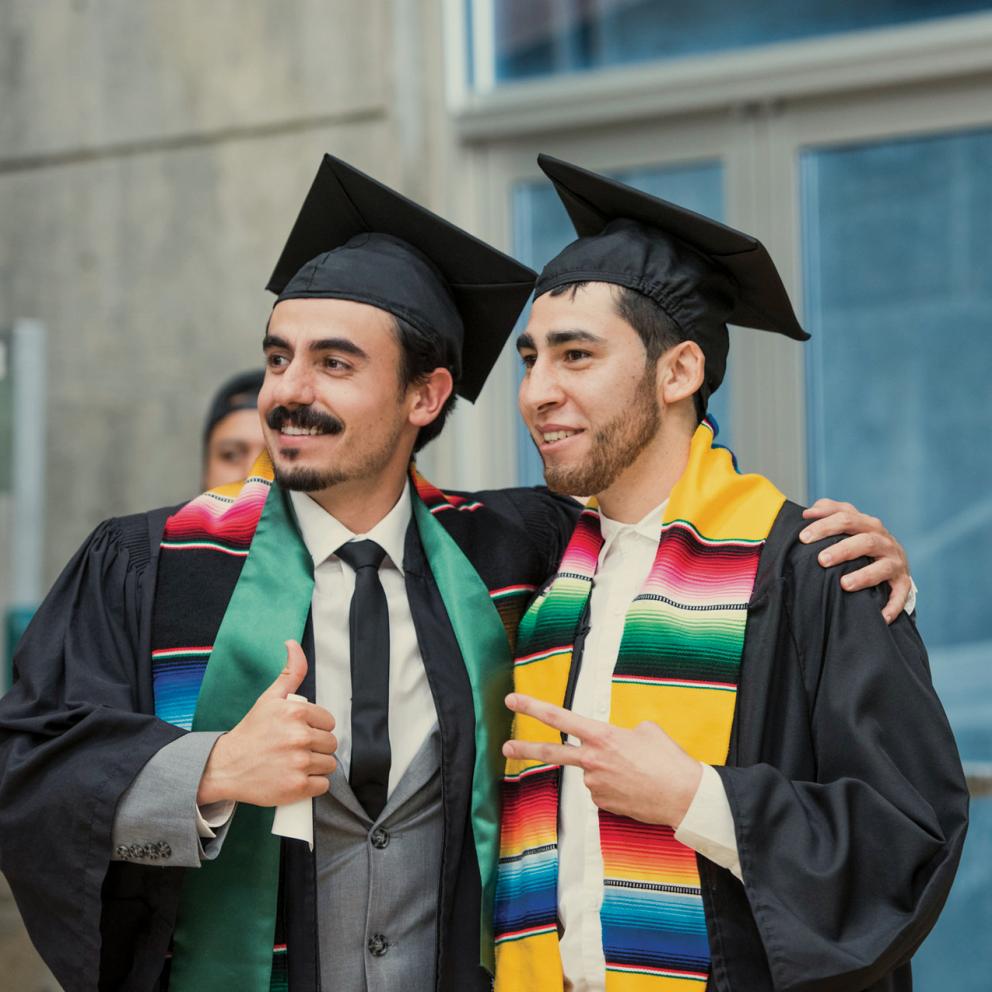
[197,641,337,807]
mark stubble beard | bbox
[541,366,660,497]
[271,420,407,494]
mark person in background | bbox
[201,369,266,489]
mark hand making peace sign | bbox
[502,693,704,828]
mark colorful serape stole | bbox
[494,419,785,991]
[152,454,309,992]
[152,457,537,984]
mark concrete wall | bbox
[0,0,442,585]
[0,0,453,980]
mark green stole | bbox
[167,465,512,989]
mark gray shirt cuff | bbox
[111,731,235,867]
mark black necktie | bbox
[336,539,391,820]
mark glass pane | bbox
[802,126,992,991]
[473,0,992,87]
[511,160,726,487]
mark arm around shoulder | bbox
[715,542,968,989]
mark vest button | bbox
[368,933,389,957]
[370,827,390,849]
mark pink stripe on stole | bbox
[559,512,603,574]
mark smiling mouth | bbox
[279,426,330,437]
[538,429,584,448]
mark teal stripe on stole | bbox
[413,489,513,976]
[169,484,314,992]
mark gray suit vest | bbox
[316,727,443,992]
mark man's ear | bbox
[659,340,705,406]
[408,367,455,429]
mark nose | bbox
[518,355,565,421]
[270,357,316,408]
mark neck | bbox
[306,460,410,534]
[595,418,695,523]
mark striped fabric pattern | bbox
[494,420,784,992]
[151,455,288,991]
[150,646,212,731]
[151,465,274,733]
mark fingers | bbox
[801,498,855,522]
[800,509,883,546]
[502,738,585,767]
[837,559,894,595]
[816,532,889,568]
[301,703,335,733]
[262,640,309,700]
[882,575,911,624]
[505,693,603,742]
[309,729,337,755]
[307,752,337,776]
[305,774,332,798]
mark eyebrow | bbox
[515,329,604,353]
[262,334,369,361]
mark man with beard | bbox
[0,156,912,992]
[493,156,966,992]
[0,156,575,992]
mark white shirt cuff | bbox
[195,800,236,839]
[905,577,918,616]
[674,764,742,881]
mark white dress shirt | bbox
[558,500,740,992]
[555,503,920,990]
[290,486,437,796]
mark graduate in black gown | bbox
[0,156,921,992]
[495,156,967,992]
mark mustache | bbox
[266,405,344,435]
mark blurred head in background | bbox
[202,369,266,489]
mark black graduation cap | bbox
[202,368,264,447]
[535,153,809,408]
[266,155,537,402]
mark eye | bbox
[519,353,536,371]
[564,349,591,362]
[323,356,351,372]
[266,353,288,369]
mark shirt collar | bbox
[289,484,411,574]
[598,497,669,557]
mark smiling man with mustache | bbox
[0,156,916,992]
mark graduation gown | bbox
[695,502,968,991]
[0,486,578,992]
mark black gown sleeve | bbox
[0,517,185,991]
[714,542,969,991]
[474,486,582,577]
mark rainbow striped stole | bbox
[152,462,272,731]
[494,420,785,991]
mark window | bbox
[467,0,992,90]
[802,125,992,991]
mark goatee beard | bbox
[269,412,407,495]
[541,367,660,496]
[272,464,349,492]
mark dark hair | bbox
[549,281,705,420]
[392,315,459,453]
